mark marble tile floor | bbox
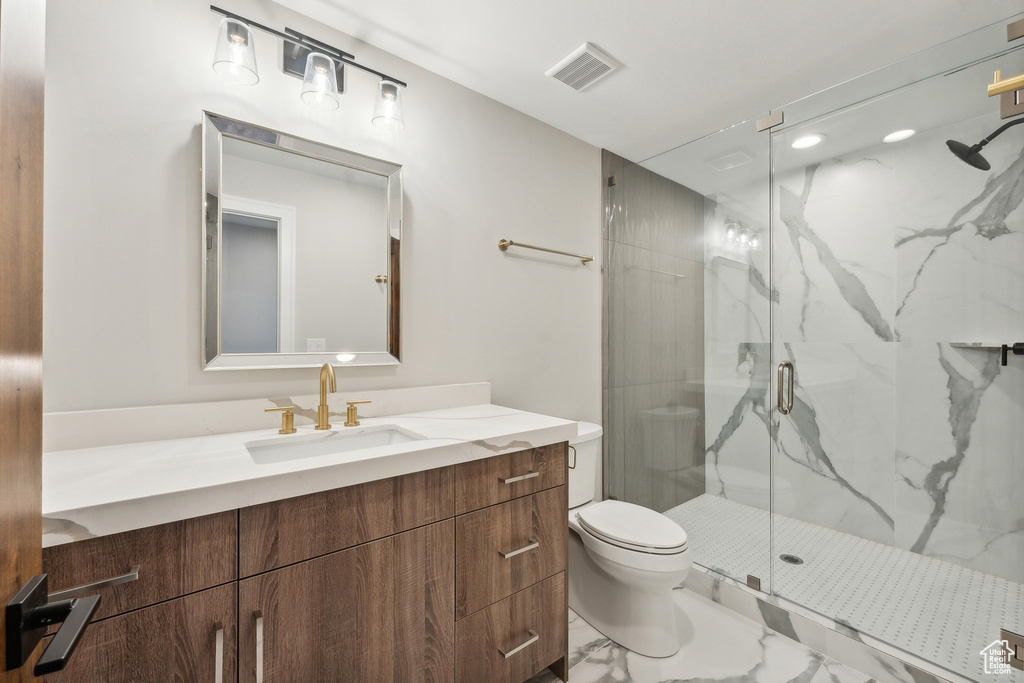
[527,590,877,683]
[666,494,1024,683]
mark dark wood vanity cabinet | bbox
[238,520,454,682]
[42,444,568,683]
[41,583,237,683]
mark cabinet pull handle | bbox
[567,445,577,470]
[213,621,224,683]
[499,629,539,658]
[499,471,539,484]
[499,539,540,559]
[47,565,140,602]
[254,610,264,683]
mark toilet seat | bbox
[569,502,691,574]
[576,500,688,554]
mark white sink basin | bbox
[245,425,426,465]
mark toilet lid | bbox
[577,500,688,553]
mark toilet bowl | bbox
[567,423,692,658]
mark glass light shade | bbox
[301,52,340,111]
[372,80,405,131]
[212,18,259,86]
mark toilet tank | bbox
[569,422,603,508]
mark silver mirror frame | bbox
[201,111,402,370]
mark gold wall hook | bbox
[265,406,297,434]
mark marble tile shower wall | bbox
[603,151,706,512]
[705,113,1024,584]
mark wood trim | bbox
[239,466,454,576]
[0,0,45,679]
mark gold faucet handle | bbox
[344,400,372,427]
[265,406,297,434]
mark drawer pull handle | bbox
[499,539,540,559]
[499,471,540,484]
[48,565,140,602]
[255,610,264,683]
[214,621,224,683]
[499,629,539,659]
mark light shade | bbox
[213,18,259,86]
[301,52,340,111]
[372,80,405,131]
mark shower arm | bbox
[975,116,1024,150]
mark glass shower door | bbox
[632,116,775,592]
[768,43,1024,682]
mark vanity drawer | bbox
[454,442,566,514]
[239,465,454,576]
[42,511,237,621]
[455,573,567,683]
[455,486,566,619]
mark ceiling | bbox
[277,0,1024,162]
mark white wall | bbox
[43,0,602,424]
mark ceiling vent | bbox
[545,43,620,92]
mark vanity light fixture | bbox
[372,79,405,131]
[723,220,760,251]
[212,17,259,85]
[883,129,916,143]
[301,52,341,111]
[209,5,408,127]
[791,134,825,149]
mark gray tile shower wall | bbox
[602,149,706,511]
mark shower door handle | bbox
[778,361,794,415]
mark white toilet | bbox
[567,422,692,658]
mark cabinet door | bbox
[239,519,454,682]
[43,583,236,683]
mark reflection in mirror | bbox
[201,112,402,370]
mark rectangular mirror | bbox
[202,112,402,370]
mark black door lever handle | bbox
[32,593,101,675]
[1000,343,1024,366]
[5,574,101,675]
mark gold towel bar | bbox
[498,239,593,264]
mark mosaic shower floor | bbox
[666,494,1024,683]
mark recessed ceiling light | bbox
[791,134,824,149]
[883,129,916,143]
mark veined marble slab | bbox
[43,402,576,547]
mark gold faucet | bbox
[316,363,336,430]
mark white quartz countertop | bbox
[43,404,577,547]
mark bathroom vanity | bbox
[39,395,573,682]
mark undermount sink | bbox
[245,425,426,465]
